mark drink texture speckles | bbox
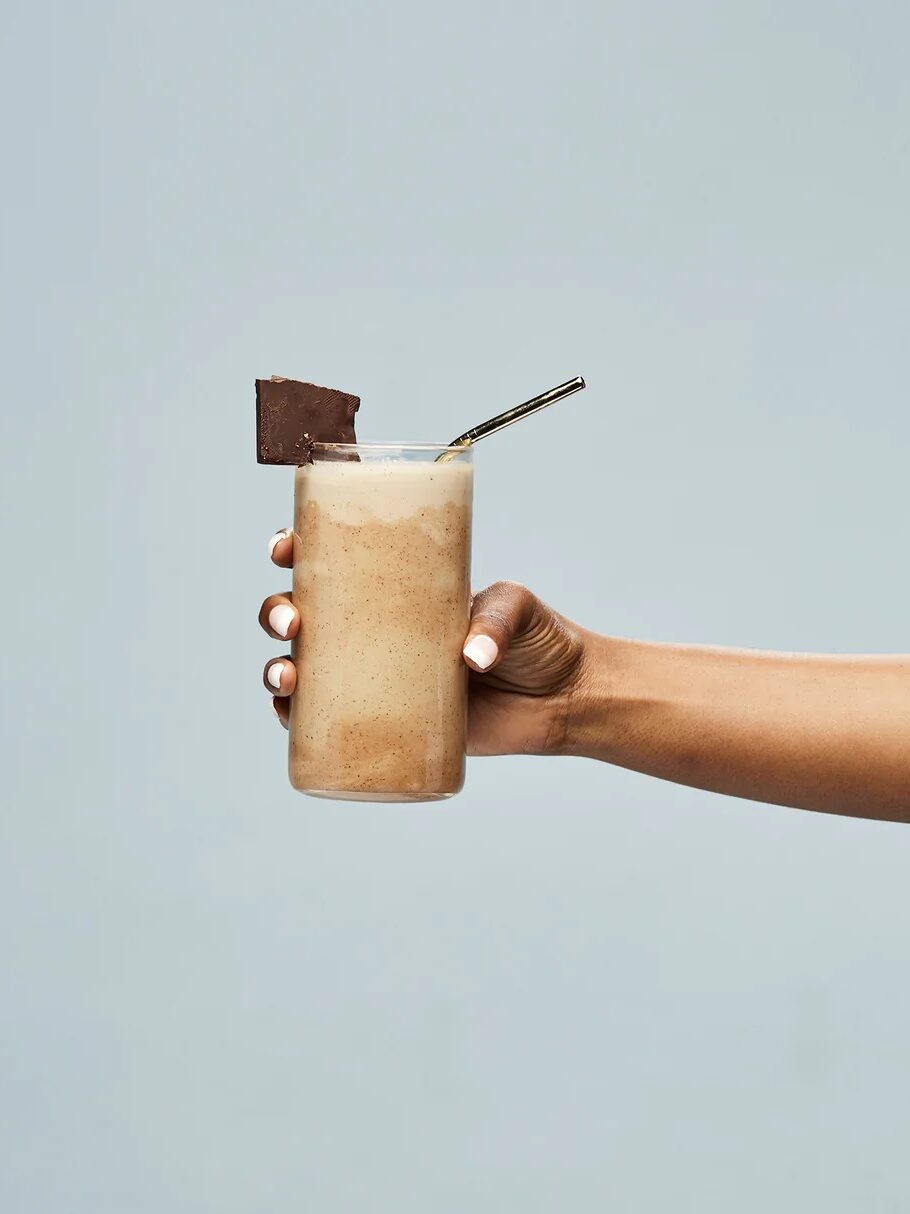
[289,460,473,800]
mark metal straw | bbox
[437,376,586,461]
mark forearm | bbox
[567,634,910,821]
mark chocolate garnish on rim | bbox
[256,376,360,465]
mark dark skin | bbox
[259,529,585,757]
[261,529,910,821]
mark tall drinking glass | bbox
[288,443,474,801]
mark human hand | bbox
[259,528,589,757]
[460,581,588,756]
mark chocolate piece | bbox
[256,376,360,464]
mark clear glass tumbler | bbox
[288,443,474,802]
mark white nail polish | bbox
[267,663,284,690]
[269,603,296,639]
[463,634,499,671]
[268,529,291,559]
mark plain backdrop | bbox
[2,1,910,1211]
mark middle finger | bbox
[259,593,299,641]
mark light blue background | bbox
[3,1,910,1210]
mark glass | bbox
[288,443,474,802]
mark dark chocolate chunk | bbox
[256,376,360,464]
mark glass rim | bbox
[311,441,471,454]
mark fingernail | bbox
[267,662,285,691]
[268,528,291,559]
[269,603,296,639]
[463,634,498,671]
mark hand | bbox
[258,528,589,757]
[460,581,588,756]
[259,531,910,822]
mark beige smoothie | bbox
[288,452,473,800]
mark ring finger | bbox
[263,656,297,697]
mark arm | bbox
[259,541,910,822]
[568,635,910,821]
[461,582,910,822]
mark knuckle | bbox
[484,580,534,618]
[490,579,531,603]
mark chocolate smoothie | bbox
[288,449,473,801]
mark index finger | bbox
[268,528,293,568]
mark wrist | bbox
[562,631,659,761]
[560,631,622,758]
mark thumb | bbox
[463,581,537,672]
